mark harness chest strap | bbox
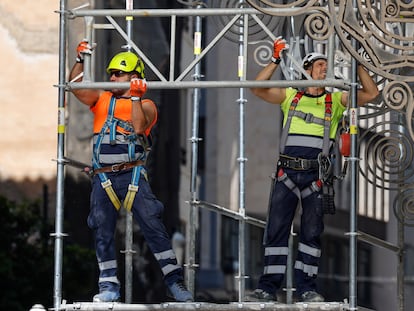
[279,91,333,156]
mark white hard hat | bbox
[30,304,46,311]
[302,52,327,69]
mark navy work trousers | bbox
[258,168,324,296]
[88,169,183,293]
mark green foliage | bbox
[0,196,96,310]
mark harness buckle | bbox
[293,158,305,169]
[304,113,314,123]
[111,162,125,172]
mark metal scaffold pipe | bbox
[68,79,349,90]
[69,7,308,18]
[53,0,68,310]
[186,3,203,295]
[348,1,359,309]
[235,1,248,302]
[124,0,134,303]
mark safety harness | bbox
[92,96,150,211]
[276,91,336,213]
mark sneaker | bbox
[93,290,120,302]
[168,282,194,302]
[245,289,277,302]
[300,291,324,302]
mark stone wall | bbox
[0,1,59,201]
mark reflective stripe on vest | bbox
[280,92,333,156]
[285,135,333,150]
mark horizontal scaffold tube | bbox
[67,79,349,90]
[69,7,312,18]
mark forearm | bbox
[131,100,148,134]
[68,62,100,106]
[251,62,278,96]
[69,62,84,82]
[357,65,380,105]
[255,61,278,81]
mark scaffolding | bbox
[53,1,414,311]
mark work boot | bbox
[168,282,194,302]
[245,289,277,302]
[93,290,120,302]
[300,291,324,302]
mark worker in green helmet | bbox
[69,41,193,303]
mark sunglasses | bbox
[109,70,129,77]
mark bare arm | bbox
[341,64,380,107]
[69,62,101,107]
[131,99,156,135]
[250,61,286,105]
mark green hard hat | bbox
[106,51,145,78]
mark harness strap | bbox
[277,168,322,199]
[124,166,142,212]
[280,91,303,153]
[279,91,333,156]
[101,179,122,210]
[92,96,149,210]
[322,93,332,156]
[290,110,325,126]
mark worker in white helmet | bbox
[246,37,379,303]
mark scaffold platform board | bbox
[58,301,375,311]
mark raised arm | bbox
[130,78,155,135]
[68,40,101,107]
[341,64,380,107]
[250,37,288,105]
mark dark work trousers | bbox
[257,168,324,296]
[88,169,183,293]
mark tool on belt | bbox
[60,157,94,176]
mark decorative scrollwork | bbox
[245,0,324,16]
[384,2,399,18]
[383,81,411,111]
[359,120,414,191]
[304,10,333,41]
[329,0,414,82]
[210,0,284,43]
[393,186,414,227]
[251,40,273,67]
[382,81,414,142]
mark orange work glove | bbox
[76,40,93,63]
[130,78,147,101]
[271,36,289,64]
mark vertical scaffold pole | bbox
[187,3,203,295]
[123,0,135,303]
[236,1,248,302]
[349,1,359,308]
[53,0,68,309]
